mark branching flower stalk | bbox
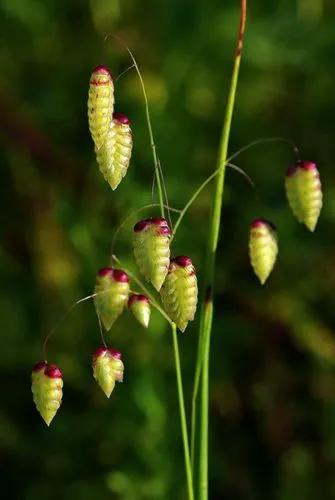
[32,8,323,500]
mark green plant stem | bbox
[172,323,194,500]
[198,300,213,496]
[197,2,247,499]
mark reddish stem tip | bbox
[113,269,129,283]
[172,256,193,267]
[128,294,149,307]
[113,113,130,125]
[44,364,63,379]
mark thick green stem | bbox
[197,2,247,499]
[172,324,194,500]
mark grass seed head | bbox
[94,267,130,331]
[249,218,278,285]
[31,361,63,426]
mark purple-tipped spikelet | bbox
[285,161,322,232]
[160,256,198,332]
[249,219,278,285]
[95,113,133,190]
[133,217,171,291]
[128,294,151,328]
[88,66,114,150]
[31,361,63,426]
[94,267,129,331]
[92,347,124,398]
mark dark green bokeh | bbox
[1,0,335,498]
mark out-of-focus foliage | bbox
[1,0,335,498]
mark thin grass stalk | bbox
[172,323,195,500]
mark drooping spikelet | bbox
[31,361,63,426]
[285,161,322,232]
[133,217,171,291]
[95,113,133,191]
[285,165,304,223]
[88,65,114,150]
[249,219,278,285]
[92,347,124,398]
[94,267,129,331]
[160,256,198,332]
[298,161,322,232]
[128,294,151,328]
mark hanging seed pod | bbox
[285,164,304,223]
[88,65,114,150]
[92,347,124,398]
[249,219,278,285]
[160,256,198,332]
[95,113,133,190]
[285,161,322,231]
[297,161,322,232]
[133,217,171,291]
[31,361,63,426]
[94,267,129,331]
[128,294,151,328]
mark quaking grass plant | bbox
[32,1,323,498]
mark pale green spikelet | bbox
[88,66,114,150]
[249,219,278,285]
[133,217,171,291]
[95,113,133,190]
[31,362,63,426]
[94,267,129,331]
[160,256,198,332]
[92,347,124,398]
[285,161,322,232]
[128,294,151,328]
[285,165,304,223]
[297,161,322,232]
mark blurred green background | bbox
[1,0,335,498]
